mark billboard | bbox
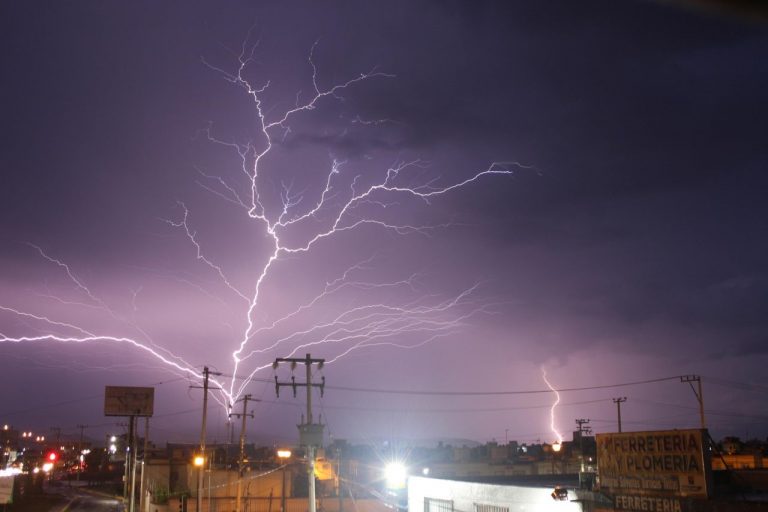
[596,429,711,500]
[104,386,154,417]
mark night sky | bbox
[1,1,767,448]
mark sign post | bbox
[105,386,154,512]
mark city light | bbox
[552,442,562,453]
[384,462,407,489]
[193,455,205,467]
[277,450,292,459]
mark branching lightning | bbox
[0,35,521,418]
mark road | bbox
[46,482,122,512]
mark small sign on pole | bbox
[104,386,155,417]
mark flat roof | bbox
[415,474,581,489]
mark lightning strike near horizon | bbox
[0,35,519,416]
[542,368,563,445]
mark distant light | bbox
[33,467,40,474]
[42,462,53,473]
[422,467,430,476]
[2,425,8,431]
[193,455,205,467]
[110,436,117,443]
[109,444,117,454]
[552,442,562,453]
[384,462,407,489]
[277,450,292,459]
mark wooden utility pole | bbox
[680,375,705,428]
[274,354,326,512]
[233,395,255,512]
[613,397,627,432]
[197,367,216,512]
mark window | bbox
[425,498,454,512]
[474,504,508,512]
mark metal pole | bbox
[613,397,627,433]
[199,367,210,512]
[76,424,86,481]
[125,417,135,503]
[207,454,212,512]
[337,449,342,512]
[139,417,149,512]
[130,418,138,512]
[307,445,316,512]
[305,355,316,512]
[281,465,287,512]
[236,395,250,512]
[305,355,313,425]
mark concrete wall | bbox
[408,476,582,512]
[170,497,389,512]
[184,469,288,499]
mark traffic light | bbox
[46,451,58,462]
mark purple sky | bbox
[1,1,767,448]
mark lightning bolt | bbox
[0,35,523,418]
[541,368,563,444]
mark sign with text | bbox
[104,386,154,417]
[596,429,711,499]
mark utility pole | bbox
[680,375,705,428]
[613,397,627,433]
[233,395,255,512]
[126,417,136,511]
[274,354,326,512]
[76,424,87,481]
[139,417,150,512]
[193,366,221,512]
[574,419,592,475]
[337,447,342,512]
[130,423,139,512]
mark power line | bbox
[228,374,681,396]
[323,375,681,396]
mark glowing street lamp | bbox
[193,455,205,467]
